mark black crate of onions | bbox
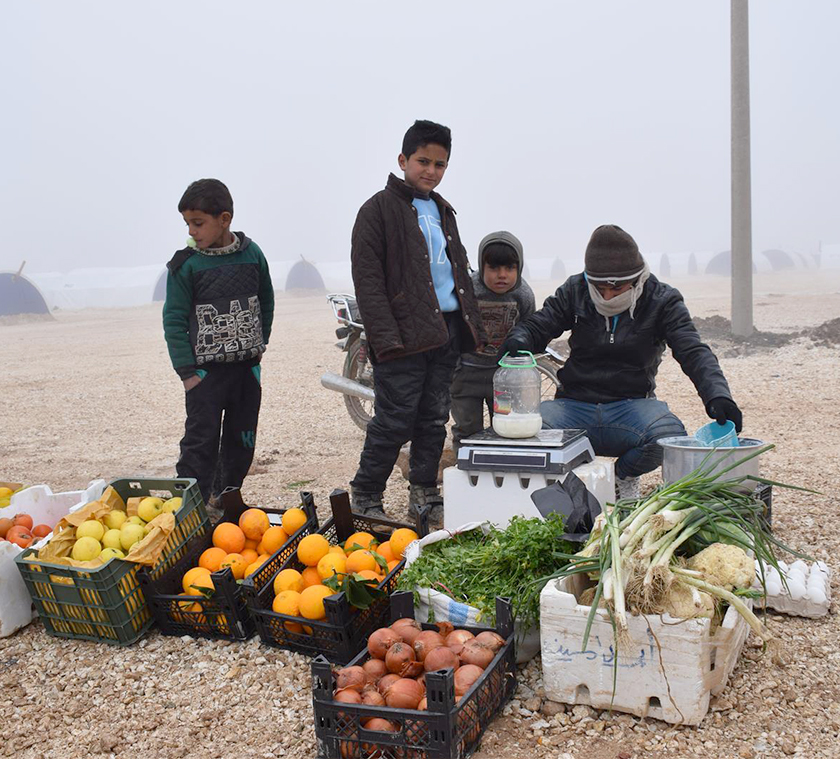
[311,591,517,759]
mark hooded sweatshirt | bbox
[459,231,535,369]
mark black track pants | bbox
[176,363,262,503]
[351,324,460,495]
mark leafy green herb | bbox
[396,514,574,631]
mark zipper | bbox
[610,315,618,344]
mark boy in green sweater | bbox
[163,179,274,504]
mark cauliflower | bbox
[662,581,715,619]
[687,542,754,591]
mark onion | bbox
[445,629,474,655]
[459,640,494,670]
[385,678,425,710]
[391,617,423,645]
[385,641,416,673]
[413,630,445,662]
[377,673,400,695]
[367,627,401,659]
[436,621,454,638]
[474,631,505,652]
[454,665,483,696]
[363,717,399,732]
[361,689,386,706]
[333,687,363,704]
[423,645,460,673]
[335,665,367,692]
[362,658,388,684]
[417,697,427,710]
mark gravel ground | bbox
[1,270,839,759]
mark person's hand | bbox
[182,374,202,392]
[707,397,743,433]
[497,335,532,363]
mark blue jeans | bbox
[539,398,686,479]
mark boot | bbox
[408,485,443,530]
[616,476,641,501]
[350,488,387,519]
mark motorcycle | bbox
[320,292,566,430]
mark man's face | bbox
[591,280,635,301]
[398,143,449,194]
[182,210,231,250]
[483,264,518,294]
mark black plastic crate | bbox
[139,488,318,641]
[311,591,517,759]
[242,489,429,664]
[15,477,209,646]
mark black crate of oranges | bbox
[241,489,428,664]
[139,488,318,641]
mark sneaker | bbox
[616,476,641,501]
[350,488,387,519]
[408,485,443,530]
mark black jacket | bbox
[350,174,486,362]
[508,273,732,410]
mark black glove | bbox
[707,397,743,433]
[497,335,532,363]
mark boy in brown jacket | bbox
[349,120,485,524]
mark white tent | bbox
[28,265,164,310]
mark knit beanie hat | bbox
[584,224,645,281]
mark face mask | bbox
[587,263,651,327]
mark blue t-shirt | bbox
[413,197,459,313]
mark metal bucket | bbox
[658,436,766,486]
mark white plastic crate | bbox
[0,480,106,637]
[442,456,615,531]
[540,574,750,725]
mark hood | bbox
[477,230,524,290]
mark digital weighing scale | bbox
[456,428,595,475]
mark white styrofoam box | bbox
[752,559,832,618]
[0,479,106,638]
[404,521,539,663]
[442,456,615,531]
[540,574,750,725]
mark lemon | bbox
[72,536,102,561]
[102,529,122,550]
[103,510,127,530]
[76,520,105,542]
[137,497,164,523]
[162,496,182,513]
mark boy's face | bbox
[591,280,635,301]
[484,264,518,295]
[398,143,449,194]
[182,210,231,250]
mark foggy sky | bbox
[2,1,838,275]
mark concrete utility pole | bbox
[731,0,754,336]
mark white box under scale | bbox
[442,457,614,531]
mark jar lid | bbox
[498,351,537,368]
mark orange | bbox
[386,559,400,574]
[299,584,334,620]
[272,590,304,633]
[344,531,376,553]
[259,526,289,555]
[220,553,247,580]
[213,523,246,554]
[301,567,323,589]
[355,569,380,582]
[329,545,346,556]
[244,538,259,551]
[281,507,308,536]
[297,534,331,567]
[239,508,270,541]
[274,568,304,595]
[182,566,212,594]
[184,569,215,597]
[257,553,271,564]
[199,546,227,572]
[375,542,396,563]
[345,550,377,574]
[240,548,259,566]
[388,528,419,559]
[245,559,266,577]
[317,552,347,580]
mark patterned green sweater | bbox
[162,232,274,379]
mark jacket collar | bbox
[386,173,455,213]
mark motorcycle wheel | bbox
[343,338,375,431]
[536,355,562,402]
